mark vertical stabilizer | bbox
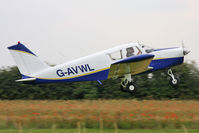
[8,42,50,77]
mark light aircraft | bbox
[8,41,190,94]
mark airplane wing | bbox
[108,54,154,79]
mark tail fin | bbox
[8,42,50,77]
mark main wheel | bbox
[169,76,180,88]
[127,82,137,94]
[120,85,127,92]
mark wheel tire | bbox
[127,82,137,94]
[120,85,127,92]
[169,76,180,88]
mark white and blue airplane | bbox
[8,41,190,94]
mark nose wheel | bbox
[168,69,180,87]
[120,74,137,94]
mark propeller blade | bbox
[181,41,190,55]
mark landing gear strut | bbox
[120,74,137,94]
[168,69,180,87]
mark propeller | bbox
[181,41,190,56]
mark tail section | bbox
[8,42,50,77]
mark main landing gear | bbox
[168,69,180,87]
[120,74,137,94]
[120,69,180,94]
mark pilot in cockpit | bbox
[126,47,135,57]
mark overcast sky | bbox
[0,0,198,68]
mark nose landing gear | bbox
[120,74,137,94]
[168,69,180,87]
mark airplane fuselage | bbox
[23,43,184,83]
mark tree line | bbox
[0,62,199,100]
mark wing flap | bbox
[108,54,154,79]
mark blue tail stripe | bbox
[8,43,36,56]
[22,74,33,79]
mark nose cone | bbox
[183,48,190,56]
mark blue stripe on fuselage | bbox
[33,69,110,84]
[22,57,184,84]
[149,57,184,71]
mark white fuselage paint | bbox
[30,43,184,80]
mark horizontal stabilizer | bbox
[16,78,36,82]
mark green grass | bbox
[0,129,198,133]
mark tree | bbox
[0,62,198,100]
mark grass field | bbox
[0,100,199,130]
[0,129,197,133]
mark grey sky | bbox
[0,0,198,67]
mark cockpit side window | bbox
[126,46,142,57]
[108,50,123,60]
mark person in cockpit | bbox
[126,47,135,57]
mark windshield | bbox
[138,44,154,53]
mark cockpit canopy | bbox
[108,43,155,61]
[108,44,143,61]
